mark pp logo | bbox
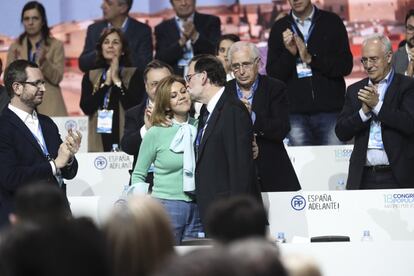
[65,120,78,131]
[291,195,306,211]
[94,156,107,170]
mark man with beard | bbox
[0,60,81,226]
[393,10,414,77]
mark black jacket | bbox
[266,7,353,114]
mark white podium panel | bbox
[264,189,414,243]
[286,145,353,190]
[66,152,132,197]
[51,116,89,153]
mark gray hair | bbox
[362,33,392,53]
[228,41,260,65]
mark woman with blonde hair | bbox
[132,75,203,244]
[105,195,175,276]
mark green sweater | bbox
[132,118,197,201]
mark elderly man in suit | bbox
[393,9,414,77]
[0,60,81,226]
[185,54,260,224]
[226,41,300,192]
[336,34,414,189]
[79,0,152,72]
[155,0,221,77]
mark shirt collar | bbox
[8,103,38,123]
[206,87,225,114]
[406,43,412,61]
[368,68,394,86]
[108,17,129,30]
[175,13,195,23]
[292,5,315,25]
[236,77,259,100]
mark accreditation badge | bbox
[296,58,313,78]
[367,121,384,149]
[97,109,113,134]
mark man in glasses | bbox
[185,54,260,226]
[0,60,82,227]
[393,9,414,77]
[266,0,353,146]
[336,34,414,190]
[226,41,300,193]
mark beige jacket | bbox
[7,37,67,116]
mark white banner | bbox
[264,189,414,243]
[51,116,89,153]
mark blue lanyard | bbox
[28,39,42,63]
[101,67,123,109]
[29,122,50,158]
[291,22,315,44]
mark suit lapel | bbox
[196,92,227,163]
[251,75,264,112]
[383,73,399,105]
[5,109,46,157]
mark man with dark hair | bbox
[9,183,71,226]
[155,0,221,76]
[205,195,267,244]
[0,60,81,227]
[393,9,414,77]
[79,0,152,72]
[227,41,300,192]
[186,54,260,224]
[0,59,9,114]
[336,34,414,189]
[121,60,173,184]
[266,0,353,146]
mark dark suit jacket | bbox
[120,102,146,169]
[154,12,221,75]
[392,46,409,75]
[0,86,9,115]
[79,17,153,72]
[226,75,301,192]
[0,108,78,225]
[195,89,260,224]
[335,73,414,189]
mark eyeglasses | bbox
[231,58,258,72]
[185,72,200,83]
[360,56,381,66]
[20,80,46,88]
[407,24,414,33]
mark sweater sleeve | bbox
[131,128,157,185]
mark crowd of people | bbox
[0,0,414,274]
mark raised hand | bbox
[282,28,297,56]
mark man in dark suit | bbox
[226,41,300,192]
[392,9,414,77]
[121,60,173,181]
[0,60,81,226]
[336,34,414,189]
[186,54,260,224]
[79,0,152,72]
[155,0,221,76]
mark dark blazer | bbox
[120,102,146,169]
[0,86,9,115]
[226,75,301,192]
[0,108,78,225]
[392,46,409,75]
[266,7,353,113]
[195,89,260,224]
[79,17,153,72]
[154,12,221,75]
[335,73,414,189]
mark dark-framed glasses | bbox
[20,80,46,88]
[185,72,200,83]
[231,58,258,72]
